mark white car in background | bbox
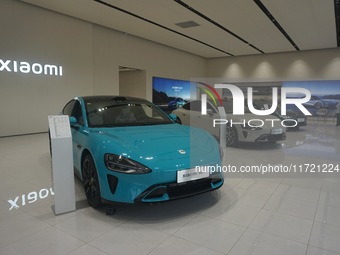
[172,100,286,147]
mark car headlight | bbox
[104,154,152,174]
[241,123,262,131]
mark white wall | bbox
[119,70,147,98]
[0,0,206,137]
[92,25,207,101]
[0,0,93,136]
[206,48,340,81]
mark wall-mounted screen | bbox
[152,77,196,113]
[282,81,340,116]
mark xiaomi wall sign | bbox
[0,58,63,76]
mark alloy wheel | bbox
[82,155,101,207]
[226,126,238,146]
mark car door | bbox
[62,99,86,174]
[175,103,191,124]
[182,100,220,137]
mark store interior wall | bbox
[206,49,340,81]
[119,69,147,98]
[0,0,94,137]
[1,0,340,137]
[0,0,206,137]
[92,25,207,102]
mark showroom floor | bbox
[0,119,340,255]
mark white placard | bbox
[48,115,75,215]
[177,168,209,183]
[48,115,71,139]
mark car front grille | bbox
[134,174,223,203]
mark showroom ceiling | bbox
[21,0,340,58]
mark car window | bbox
[182,103,190,110]
[73,101,84,125]
[140,104,164,119]
[62,100,84,125]
[62,100,76,116]
[222,100,251,114]
[189,101,202,112]
[182,100,217,113]
[222,101,234,114]
[207,102,217,113]
[84,98,173,127]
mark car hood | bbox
[92,124,218,167]
[284,110,304,118]
[231,113,278,120]
[230,113,284,128]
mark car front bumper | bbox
[285,118,307,127]
[134,173,224,203]
[99,163,224,204]
[255,133,286,142]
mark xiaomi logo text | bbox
[0,58,63,76]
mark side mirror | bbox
[168,113,177,121]
[69,116,77,125]
[168,113,182,124]
[207,109,214,116]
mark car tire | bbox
[315,102,322,109]
[226,126,238,147]
[82,154,102,208]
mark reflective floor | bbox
[0,118,340,255]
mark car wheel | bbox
[82,154,102,208]
[226,126,238,147]
[315,102,322,109]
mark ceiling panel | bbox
[184,0,297,53]
[21,0,338,58]
[105,0,260,56]
[262,0,336,50]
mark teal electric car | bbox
[61,96,224,207]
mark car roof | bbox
[78,95,149,103]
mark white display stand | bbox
[217,106,227,148]
[48,115,76,215]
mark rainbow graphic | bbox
[196,82,223,107]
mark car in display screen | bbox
[172,100,286,147]
[303,95,340,109]
[168,97,186,110]
[59,96,224,207]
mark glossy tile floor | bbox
[0,119,340,255]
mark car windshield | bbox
[312,96,322,100]
[252,101,277,111]
[84,97,173,127]
[222,100,251,114]
[249,101,303,115]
